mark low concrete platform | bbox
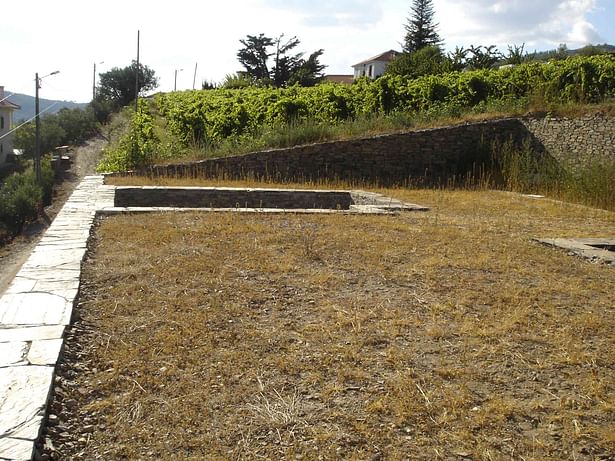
[534,238,615,264]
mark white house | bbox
[352,50,400,80]
[0,86,20,164]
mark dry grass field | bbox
[55,187,615,460]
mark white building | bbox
[0,86,20,164]
[352,50,400,80]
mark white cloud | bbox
[261,0,384,27]
[435,0,604,48]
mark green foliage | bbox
[237,34,274,82]
[13,108,99,157]
[0,171,41,235]
[506,44,529,65]
[222,73,254,89]
[97,101,160,172]
[96,61,158,109]
[155,55,615,152]
[237,34,326,87]
[491,140,615,211]
[465,45,504,70]
[386,46,449,78]
[0,158,54,237]
[404,0,442,53]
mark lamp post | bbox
[174,68,183,91]
[93,61,104,100]
[35,70,60,185]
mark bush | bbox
[97,101,160,172]
[0,171,43,236]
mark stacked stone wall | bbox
[109,114,615,184]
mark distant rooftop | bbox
[352,50,400,67]
[0,86,21,110]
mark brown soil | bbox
[0,137,106,294]
[47,189,615,461]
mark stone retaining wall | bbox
[109,114,614,185]
[115,119,529,186]
[521,113,615,168]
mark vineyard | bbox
[155,55,615,147]
[97,55,615,173]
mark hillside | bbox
[3,91,88,122]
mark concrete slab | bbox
[535,238,615,264]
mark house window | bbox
[0,116,4,130]
[368,65,373,78]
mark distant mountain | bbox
[3,92,88,122]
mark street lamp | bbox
[35,70,60,185]
[93,61,104,100]
[174,68,183,91]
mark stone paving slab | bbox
[0,366,54,444]
[0,437,33,461]
[0,293,73,326]
[0,340,63,368]
[0,326,65,343]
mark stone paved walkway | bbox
[0,176,113,461]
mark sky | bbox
[1,0,613,103]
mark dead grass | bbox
[61,188,614,460]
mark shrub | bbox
[97,101,160,172]
[0,171,43,236]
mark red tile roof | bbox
[352,50,400,67]
[0,99,20,110]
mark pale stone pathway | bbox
[0,176,113,461]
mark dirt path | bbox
[0,137,107,294]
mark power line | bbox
[0,101,61,141]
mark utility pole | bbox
[135,30,140,113]
[34,71,60,185]
[35,73,41,184]
[93,61,103,100]
[174,68,183,91]
[193,63,198,90]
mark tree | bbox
[506,44,529,65]
[386,45,448,78]
[288,50,326,87]
[237,34,326,87]
[404,0,442,53]
[465,45,503,70]
[237,34,274,82]
[96,61,158,109]
[14,115,65,158]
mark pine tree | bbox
[404,0,442,53]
